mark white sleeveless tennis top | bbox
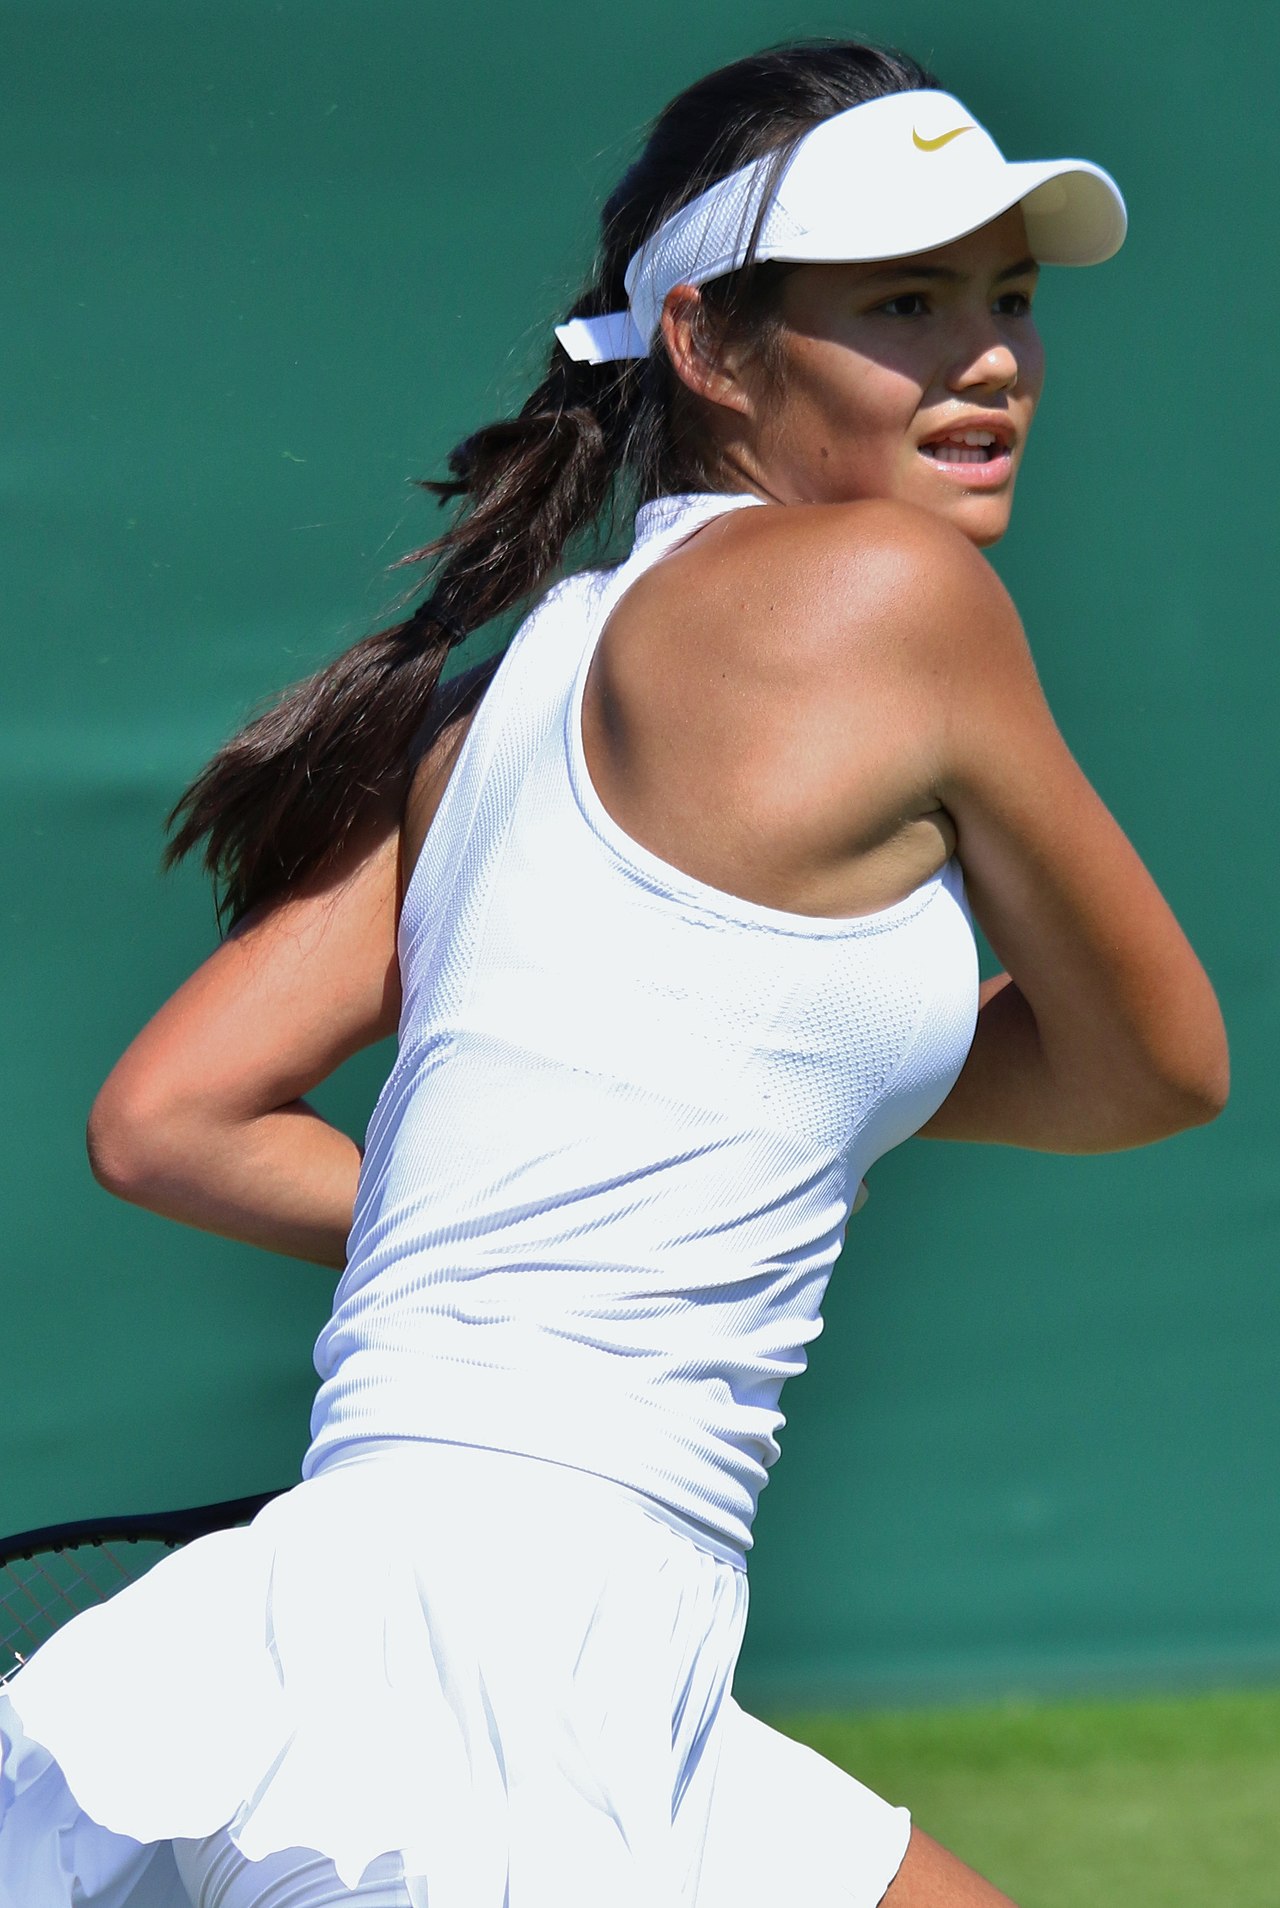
[303,491,980,1550]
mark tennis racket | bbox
[0,1491,283,1686]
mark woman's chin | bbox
[935,490,1014,548]
[965,511,1011,548]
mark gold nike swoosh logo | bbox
[913,124,975,152]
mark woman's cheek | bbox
[1016,324,1046,403]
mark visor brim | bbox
[755,158,1127,272]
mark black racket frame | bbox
[0,1491,284,1566]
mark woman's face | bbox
[724,205,1045,547]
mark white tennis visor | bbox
[555,88,1127,364]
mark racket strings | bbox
[0,1538,177,1683]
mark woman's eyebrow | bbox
[859,255,1040,284]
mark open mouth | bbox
[916,427,1015,488]
[918,431,1008,465]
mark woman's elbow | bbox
[86,1077,184,1201]
[1138,1017,1231,1141]
[1166,1058,1230,1132]
[1077,1009,1229,1152]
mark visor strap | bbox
[554,312,648,364]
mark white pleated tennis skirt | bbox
[0,1440,910,1908]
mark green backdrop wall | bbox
[4,1,1275,1707]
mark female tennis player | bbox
[0,37,1227,1908]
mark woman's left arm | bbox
[85,807,403,1270]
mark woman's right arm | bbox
[864,506,1228,1153]
[84,804,403,1269]
[85,671,491,1266]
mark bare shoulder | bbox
[616,497,1030,772]
[588,497,1004,910]
[695,495,1021,662]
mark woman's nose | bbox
[947,338,1020,394]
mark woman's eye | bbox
[873,289,1035,318]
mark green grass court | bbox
[769,1688,1279,1905]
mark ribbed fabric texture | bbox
[303,492,980,1549]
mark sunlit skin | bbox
[664,203,1044,546]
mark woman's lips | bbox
[917,436,1014,489]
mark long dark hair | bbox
[164,38,940,931]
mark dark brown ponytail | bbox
[164,37,938,932]
[162,345,647,932]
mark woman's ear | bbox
[659,285,758,419]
